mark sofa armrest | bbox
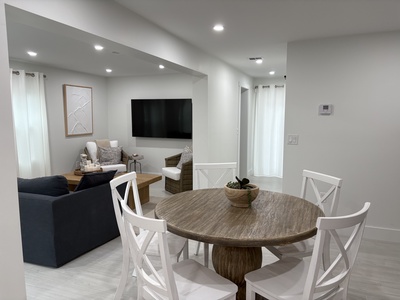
[18,192,60,266]
[84,146,95,162]
[180,159,193,181]
[165,153,182,167]
[19,183,119,267]
[121,149,130,166]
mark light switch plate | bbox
[319,104,333,115]
[288,134,299,145]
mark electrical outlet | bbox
[288,134,299,145]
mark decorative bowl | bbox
[224,184,259,208]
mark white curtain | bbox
[253,84,286,177]
[10,69,51,178]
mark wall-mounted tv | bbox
[131,98,192,139]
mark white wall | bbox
[107,73,194,172]
[206,64,247,162]
[284,31,400,241]
[0,4,26,300]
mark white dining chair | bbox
[109,172,188,300]
[266,169,343,259]
[245,202,370,300]
[193,162,237,267]
[121,199,238,300]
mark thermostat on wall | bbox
[319,104,333,115]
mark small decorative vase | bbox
[224,184,259,208]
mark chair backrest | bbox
[301,170,343,217]
[110,172,143,240]
[194,162,237,189]
[302,202,370,300]
[121,200,178,299]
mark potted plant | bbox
[224,176,259,208]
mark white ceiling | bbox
[6,0,400,78]
[6,6,181,77]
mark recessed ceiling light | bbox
[94,45,104,51]
[269,71,276,75]
[27,51,37,57]
[106,69,112,73]
[159,65,165,69]
[213,24,224,32]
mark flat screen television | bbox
[131,98,192,139]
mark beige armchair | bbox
[162,153,193,194]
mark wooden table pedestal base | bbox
[212,245,262,300]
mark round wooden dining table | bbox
[155,188,324,300]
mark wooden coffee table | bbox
[63,171,161,208]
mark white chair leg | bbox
[114,246,130,300]
[265,245,283,259]
[246,283,256,300]
[195,241,201,256]
[204,243,209,267]
[176,240,189,261]
[195,241,209,267]
[183,240,189,260]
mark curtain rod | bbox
[12,70,47,78]
[255,84,284,89]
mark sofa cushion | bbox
[75,170,117,191]
[99,146,122,165]
[109,140,118,147]
[176,145,193,169]
[95,139,111,149]
[17,175,69,197]
[86,140,119,162]
[162,167,181,181]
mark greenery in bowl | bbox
[226,176,252,189]
[225,177,259,207]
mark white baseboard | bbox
[363,225,400,242]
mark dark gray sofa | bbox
[18,174,120,267]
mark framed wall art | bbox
[63,84,93,136]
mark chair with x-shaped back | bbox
[121,199,238,299]
[110,172,188,300]
[193,162,237,267]
[266,169,343,259]
[245,202,370,300]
